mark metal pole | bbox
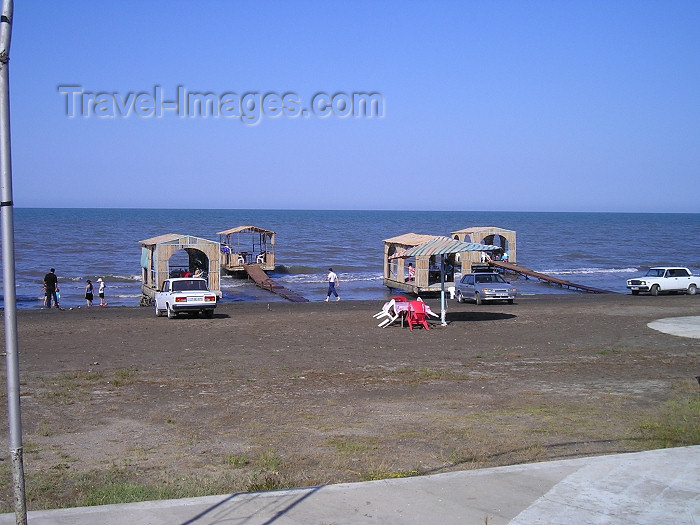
[0,1,27,523]
[440,254,446,326]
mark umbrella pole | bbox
[440,254,446,326]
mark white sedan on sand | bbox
[155,278,217,318]
[626,267,697,296]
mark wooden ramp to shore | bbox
[243,264,310,302]
[489,260,617,294]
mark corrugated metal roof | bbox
[399,237,501,257]
[217,225,276,236]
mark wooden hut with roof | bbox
[218,226,276,272]
[450,226,516,273]
[383,228,515,295]
[383,233,444,294]
[139,233,221,306]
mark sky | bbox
[6,1,699,212]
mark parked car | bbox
[455,272,517,305]
[155,277,217,318]
[626,267,697,296]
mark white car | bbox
[155,278,217,318]
[626,267,697,296]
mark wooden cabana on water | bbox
[384,233,445,294]
[139,233,221,306]
[383,230,507,295]
[450,226,517,273]
[218,225,276,272]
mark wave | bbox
[540,267,638,276]
[272,265,321,275]
[279,271,382,284]
[64,274,141,283]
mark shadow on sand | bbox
[446,311,516,323]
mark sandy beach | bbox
[1,294,698,510]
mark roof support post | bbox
[440,254,447,326]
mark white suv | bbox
[626,267,697,296]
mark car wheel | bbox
[167,304,177,318]
[650,284,660,296]
[507,299,514,304]
[631,290,639,296]
[155,304,164,317]
[474,292,482,305]
[456,291,463,303]
[203,309,214,319]
[688,284,697,295]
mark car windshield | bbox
[644,269,665,277]
[475,274,507,284]
[172,280,208,292]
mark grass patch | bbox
[326,436,378,453]
[254,447,284,471]
[245,473,287,492]
[38,370,109,404]
[37,419,51,437]
[224,454,248,468]
[389,367,468,381]
[0,466,242,512]
[111,367,138,387]
[640,393,700,447]
[361,468,420,481]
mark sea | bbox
[2,209,699,310]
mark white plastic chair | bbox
[373,299,395,319]
[374,300,399,327]
[377,300,401,327]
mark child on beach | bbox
[97,278,107,306]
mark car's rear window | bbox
[172,280,208,292]
[475,274,507,284]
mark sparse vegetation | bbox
[640,388,700,447]
[2,296,697,513]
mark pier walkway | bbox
[243,264,310,302]
[489,260,617,294]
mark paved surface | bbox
[2,446,698,524]
[648,316,700,339]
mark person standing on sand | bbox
[97,277,107,306]
[85,279,94,307]
[325,268,340,302]
[43,268,60,309]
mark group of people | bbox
[175,267,204,278]
[42,268,106,309]
[480,250,510,263]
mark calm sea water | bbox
[2,209,699,309]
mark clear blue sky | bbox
[8,1,699,212]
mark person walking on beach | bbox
[97,277,107,306]
[85,279,94,307]
[325,268,340,302]
[43,268,60,309]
